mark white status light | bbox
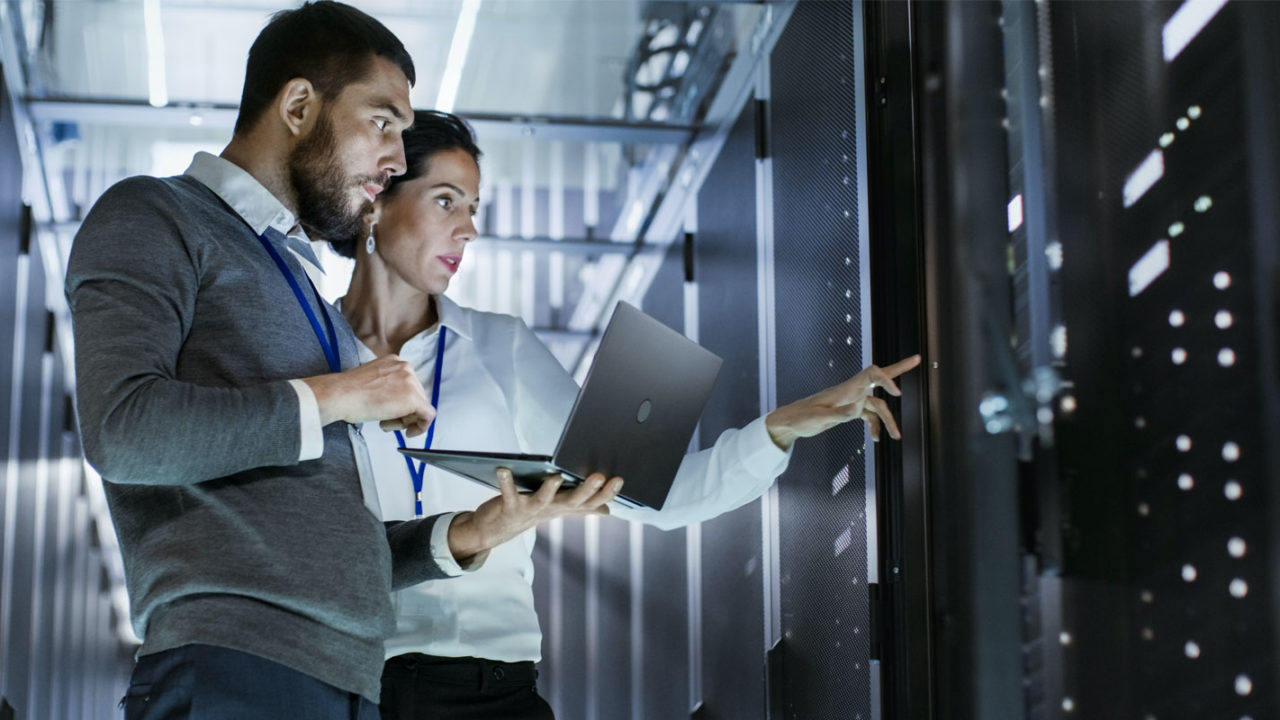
[1163,0,1231,62]
[1230,578,1249,598]
[1124,150,1165,208]
[1128,240,1171,297]
[1227,537,1246,558]
[1008,194,1024,232]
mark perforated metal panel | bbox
[769,2,874,718]
[694,88,765,720]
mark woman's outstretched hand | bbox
[764,354,923,450]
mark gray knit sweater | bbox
[66,174,450,701]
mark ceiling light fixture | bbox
[436,0,482,113]
[144,0,168,107]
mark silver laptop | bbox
[399,301,722,510]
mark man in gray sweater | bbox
[65,3,619,718]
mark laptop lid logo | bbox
[636,399,652,423]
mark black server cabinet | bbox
[1049,1,1280,717]
[692,85,765,720]
[770,1,876,719]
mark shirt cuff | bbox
[288,379,325,462]
[430,511,489,576]
[742,415,794,470]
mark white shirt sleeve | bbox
[287,378,325,461]
[508,319,580,454]
[429,510,489,574]
[610,414,793,530]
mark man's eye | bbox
[375,119,389,131]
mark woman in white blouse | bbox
[334,111,920,719]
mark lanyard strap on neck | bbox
[256,232,341,373]
[395,325,447,517]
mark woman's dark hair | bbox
[235,1,415,135]
[330,110,482,259]
[391,110,483,193]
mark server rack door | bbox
[693,91,765,720]
[768,1,877,718]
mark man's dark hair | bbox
[235,1,415,135]
[331,110,482,258]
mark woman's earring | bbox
[365,223,376,255]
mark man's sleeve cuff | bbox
[431,511,489,576]
[287,379,325,461]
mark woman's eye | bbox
[436,197,453,210]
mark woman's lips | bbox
[438,254,462,273]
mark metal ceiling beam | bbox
[24,98,697,145]
[44,220,648,257]
[476,235,645,255]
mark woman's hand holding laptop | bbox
[445,469,623,564]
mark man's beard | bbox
[288,113,378,243]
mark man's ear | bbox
[277,78,319,138]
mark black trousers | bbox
[121,644,379,720]
[379,654,555,720]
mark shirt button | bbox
[492,667,505,681]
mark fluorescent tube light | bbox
[436,0,482,113]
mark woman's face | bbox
[371,147,480,296]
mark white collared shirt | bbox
[355,294,792,662]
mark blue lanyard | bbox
[256,232,341,373]
[394,326,447,517]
